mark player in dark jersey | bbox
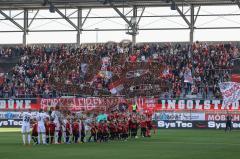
[80,120,85,143]
[131,119,138,138]
[117,121,123,140]
[45,118,50,144]
[88,122,97,142]
[225,115,233,132]
[97,121,104,142]
[128,116,133,137]
[31,119,38,145]
[122,121,128,141]
[65,118,71,144]
[72,119,80,143]
[102,121,109,142]
[146,118,152,137]
[109,121,115,140]
[140,118,147,137]
[58,128,62,143]
[49,119,56,144]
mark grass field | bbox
[0,128,240,159]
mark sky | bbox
[0,5,240,44]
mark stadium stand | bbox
[0,41,239,99]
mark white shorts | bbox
[62,125,66,132]
[54,121,60,131]
[85,125,90,131]
[37,124,46,133]
[21,125,30,133]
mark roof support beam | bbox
[54,7,79,31]
[28,9,39,28]
[132,6,137,45]
[3,26,240,33]
[108,1,133,28]
[190,5,194,43]
[67,9,78,18]
[125,9,133,16]
[12,11,24,19]
[23,9,28,45]
[137,7,145,26]
[76,7,82,46]
[0,10,24,31]
[194,6,201,26]
[44,0,79,31]
[175,2,191,27]
[236,0,240,9]
[82,9,91,26]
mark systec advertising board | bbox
[0,119,22,127]
[157,121,240,129]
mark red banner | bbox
[40,97,128,111]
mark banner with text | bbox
[0,98,240,111]
[0,119,22,127]
[157,120,240,129]
[135,98,240,111]
[0,99,40,110]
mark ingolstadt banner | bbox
[135,98,240,111]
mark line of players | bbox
[21,106,61,145]
[21,106,154,145]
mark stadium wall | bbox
[0,98,240,129]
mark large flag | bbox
[219,82,240,107]
[81,63,88,74]
[109,79,124,95]
[184,68,193,83]
[126,69,149,79]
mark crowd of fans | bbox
[0,41,239,99]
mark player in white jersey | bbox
[51,106,62,144]
[36,109,49,144]
[62,116,68,143]
[20,109,32,145]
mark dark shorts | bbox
[226,122,232,127]
[32,132,38,137]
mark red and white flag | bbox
[109,79,124,95]
[219,82,240,107]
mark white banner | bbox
[153,112,205,121]
[219,82,240,107]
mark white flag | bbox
[219,82,240,107]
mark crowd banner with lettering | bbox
[219,82,240,107]
[135,98,240,111]
[0,98,240,111]
[40,97,128,111]
[0,99,40,110]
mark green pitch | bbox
[0,128,240,159]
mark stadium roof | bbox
[0,0,239,9]
[0,0,240,44]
